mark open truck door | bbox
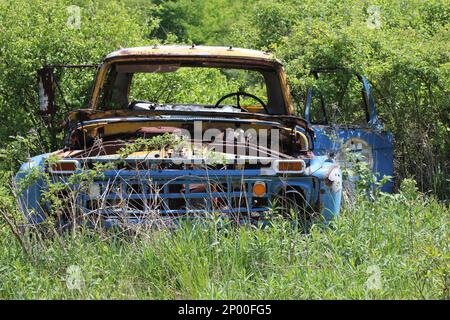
[304,68,394,192]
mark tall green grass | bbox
[0,183,448,299]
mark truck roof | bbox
[104,45,280,65]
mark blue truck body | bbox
[15,47,393,229]
[16,153,342,227]
[305,70,394,192]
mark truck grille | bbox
[79,172,273,221]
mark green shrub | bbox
[228,0,449,197]
[0,0,155,152]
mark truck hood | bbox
[67,109,311,131]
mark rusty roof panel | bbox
[105,45,279,64]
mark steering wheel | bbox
[214,91,268,112]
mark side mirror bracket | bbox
[37,67,56,115]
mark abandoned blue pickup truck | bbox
[15,46,392,228]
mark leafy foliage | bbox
[0,0,447,195]
[0,0,154,151]
[226,0,449,196]
[150,0,257,45]
[117,133,183,158]
[129,67,266,105]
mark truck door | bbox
[304,68,394,192]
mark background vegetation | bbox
[0,0,448,299]
[0,0,448,195]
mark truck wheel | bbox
[277,188,314,232]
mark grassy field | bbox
[0,0,448,301]
[0,180,448,299]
